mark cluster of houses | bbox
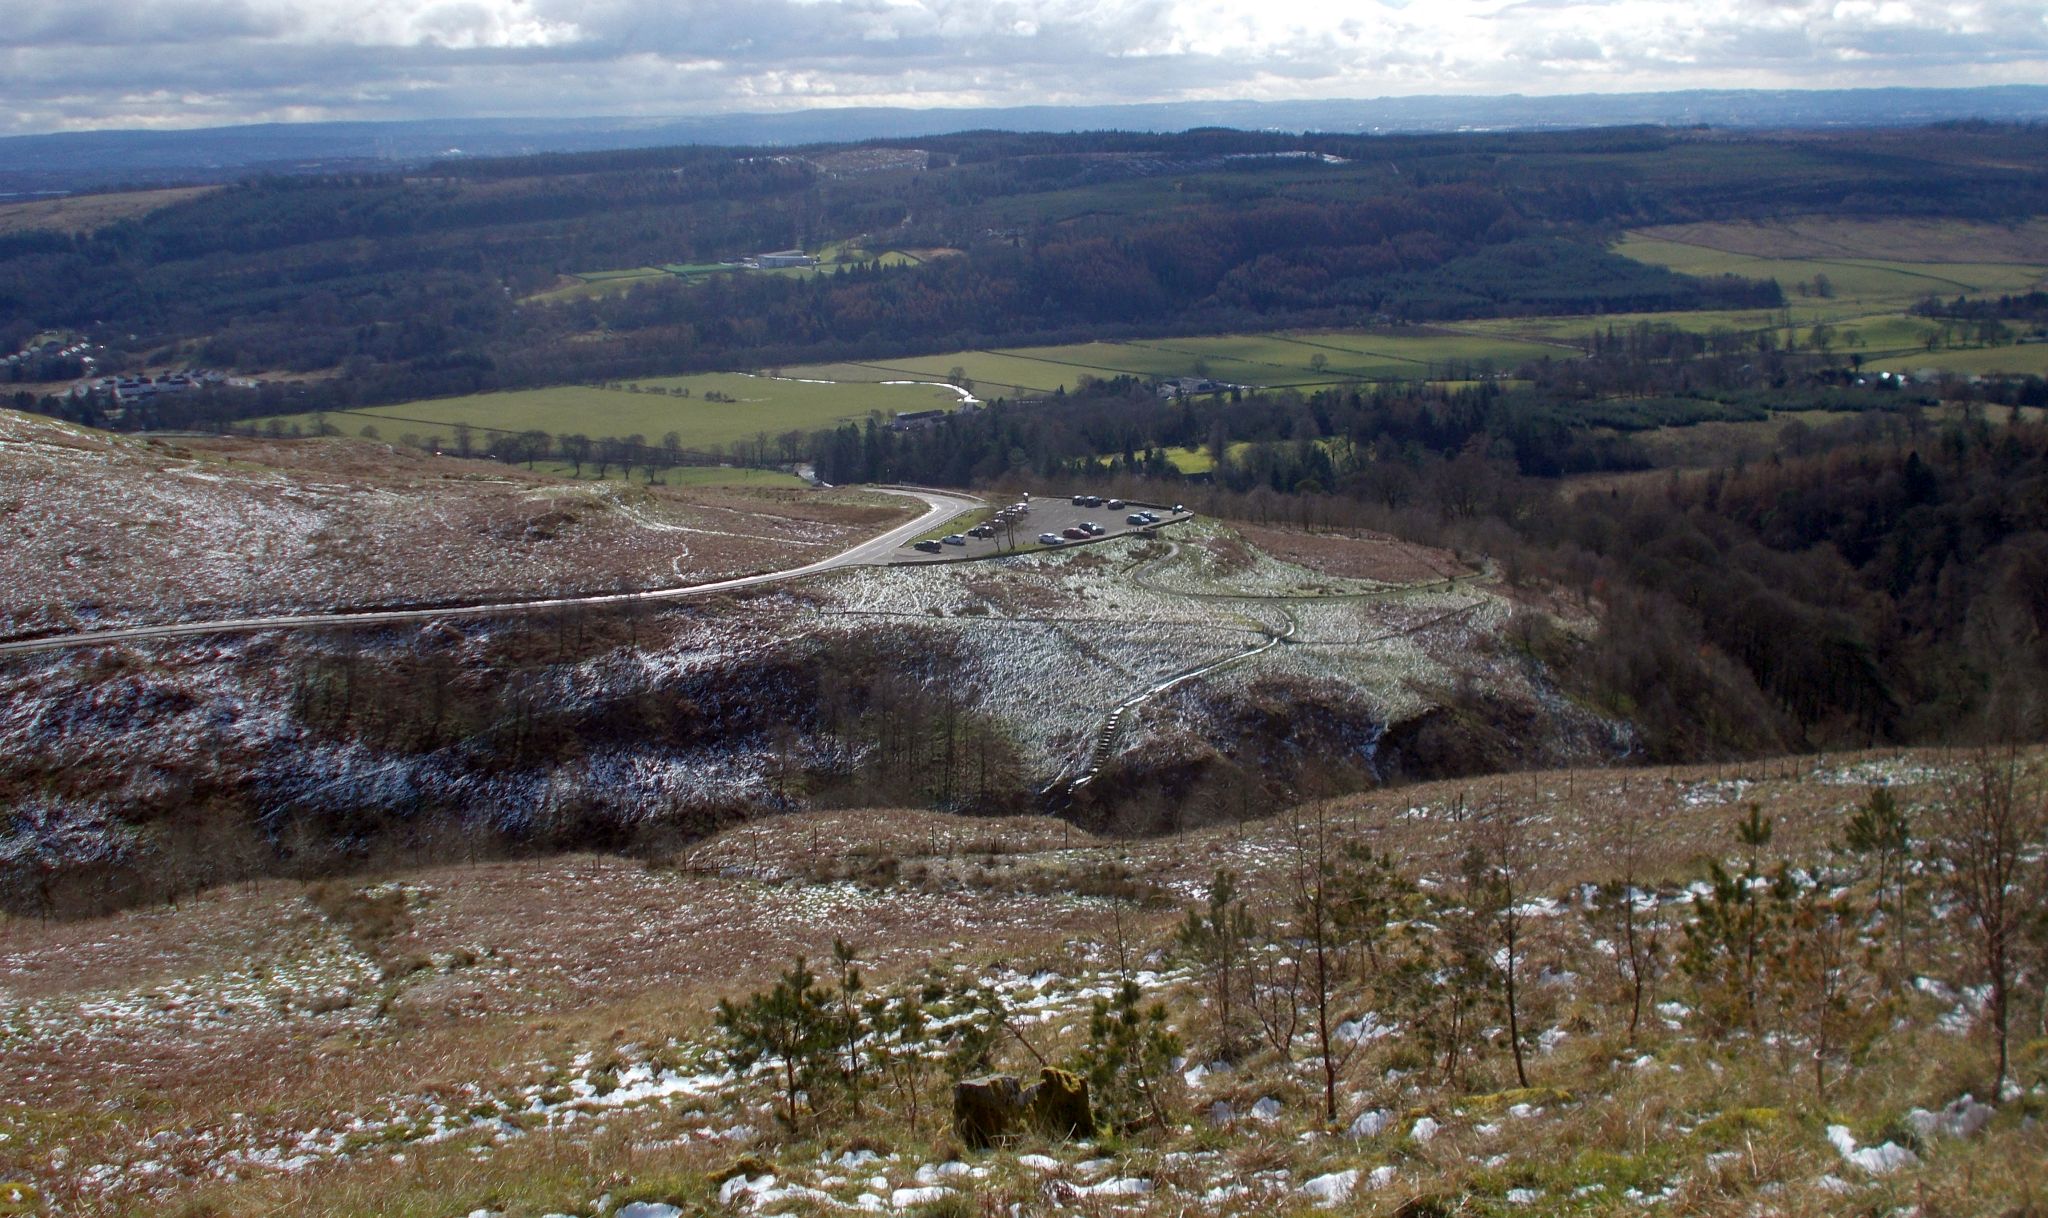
[68,369,255,404]
[5,337,97,375]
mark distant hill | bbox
[5,85,2047,195]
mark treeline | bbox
[1241,416,2048,757]
[2,620,1028,920]
[806,342,1965,491]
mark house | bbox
[890,409,947,431]
[1156,376,1223,398]
[755,250,817,269]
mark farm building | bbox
[890,409,947,431]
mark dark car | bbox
[1107,499,1126,510]
[913,539,943,553]
[1127,513,1148,525]
[1062,526,1087,540]
[1081,520,1105,535]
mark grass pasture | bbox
[1614,234,2045,313]
[1867,342,2048,378]
[1633,215,2048,265]
[1443,218,2048,378]
[265,375,967,453]
[785,329,1562,400]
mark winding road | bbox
[0,486,984,658]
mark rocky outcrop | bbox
[953,1067,1092,1147]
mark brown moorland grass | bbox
[1228,524,1472,585]
[3,749,2041,1215]
[0,411,913,636]
[0,186,220,236]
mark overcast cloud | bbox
[1,0,2043,134]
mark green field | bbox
[1442,223,2048,378]
[268,328,1580,455]
[782,329,1560,398]
[1618,235,2035,311]
[1866,342,2048,377]
[552,244,923,296]
[266,375,967,452]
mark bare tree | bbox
[1462,799,1538,1089]
[1932,753,2045,1096]
[1278,801,1366,1123]
[1844,785,1914,990]
[1177,868,1256,1061]
[1587,788,1667,1046]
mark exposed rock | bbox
[954,1074,1026,1149]
[953,1067,1093,1147]
[1027,1067,1093,1140]
[1906,1095,1994,1140]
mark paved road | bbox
[0,486,985,658]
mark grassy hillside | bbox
[4,751,2041,1216]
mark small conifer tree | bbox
[717,956,842,1133]
[1078,978,1182,1132]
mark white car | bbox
[1037,532,1063,545]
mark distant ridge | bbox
[5,85,2045,195]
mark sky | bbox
[2,0,2046,135]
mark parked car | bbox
[1062,526,1087,540]
[1081,520,1105,535]
[1126,513,1148,525]
[1107,499,1126,510]
[1071,494,1087,505]
[1037,532,1063,545]
[942,533,967,546]
[1137,511,1160,524]
[1172,503,1186,514]
[969,524,995,538]
[914,539,943,553]
[1083,495,1103,508]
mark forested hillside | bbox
[11,123,2048,421]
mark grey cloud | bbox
[0,0,2043,134]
